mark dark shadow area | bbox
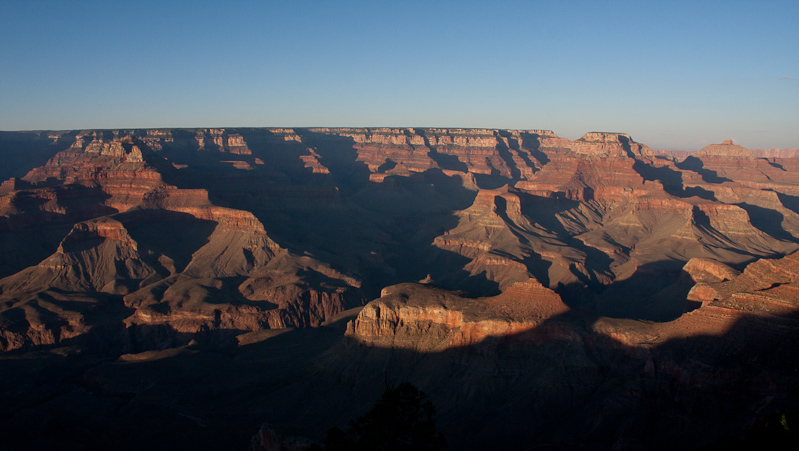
[293,129,372,192]
[514,190,615,303]
[0,131,76,182]
[493,131,522,180]
[355,169,500,297]
[632,159,717,200]
[414,128,469,173]
[493,195,552,287]
[0,222,75,278]
[737,203,797,242]
[2,296,796,451]
[144,128,228,168]
[691,205,713,231]
[54,183,117,217]
[682,185,717,199]
[471,173,513,189]
[0,188,50,211]
[0,290,135,357]
[428,150,470,173]
[776,192,799,216]
[376,159,397,172]
[590,260,693,321]
[498,130,539,174]
[520,132,550,167]
[116,209,218,274]
[766,160,785,170]
[0,321,348,450]
[0,183,116,278]
[238,128,330,184]
[677,156,732,184]
[140,129,272,209]
[684,299,703,312]
[421,253,502,297]
[618,134,636,159]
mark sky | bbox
[1,0,797,150]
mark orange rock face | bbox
[346,280,569,350]
[683,258,740,284]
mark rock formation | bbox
[694,138,754,158]
[1,127,798,450]
[346,279,569,351]
[0,131,368,351]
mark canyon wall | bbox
[1,129,798,449]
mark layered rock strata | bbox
[346,279,569,351]
[2,129,799,352]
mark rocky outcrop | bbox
[569,132,653,159]
[682,258,740,284]
[515,135,651,202]
[597,252,799,348]
[685,252,799,307]
[432,186,553,289]
[0,217,157,296]
[346,280,569,351]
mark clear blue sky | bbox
[1,0,797,149]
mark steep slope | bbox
[432,186,585,291]
[0,217,156,295]
[0,216,155,351]
[0,131,367,351]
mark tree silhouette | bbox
[323,382,447,450]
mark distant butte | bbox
[694,138,754,157]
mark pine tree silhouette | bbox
[323,382,447,450]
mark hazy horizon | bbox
[2,0,797,150]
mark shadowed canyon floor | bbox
[1,128,798,449]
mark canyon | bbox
[1,128,798,450]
